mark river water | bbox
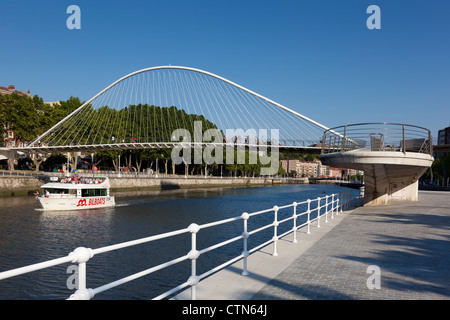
[0,183,350,300]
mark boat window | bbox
[46,188,69,194]
[82,189,107,197]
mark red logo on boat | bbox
[77,198,106,207]
[77,199,87,207]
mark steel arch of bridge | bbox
[15,66,330,154]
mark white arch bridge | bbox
[15,66,330,154]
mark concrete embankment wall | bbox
[0,175,309,196]
[110,177,277,190]
[0,176,43,195]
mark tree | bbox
[423,155,450,182]
[96,150,123,171]
[0,93,40,142]
[42,153,67,171]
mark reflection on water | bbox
[0,183,349,300]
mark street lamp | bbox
[118,155,121,177]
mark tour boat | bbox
[37,176,115,211]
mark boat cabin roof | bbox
[41,183,107,190]
[41,177,109,190]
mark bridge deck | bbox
[12,143,322,154]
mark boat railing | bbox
[0,189,363,300]
[57,177,107,185]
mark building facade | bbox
[280,159,300,175]
[0,85,31,97]
[436,126,450,158]
[296,160,320,177]
[280,159,361,178]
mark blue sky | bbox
[1,0,449,137]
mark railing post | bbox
[307,199,311,234]
[341,125,347,154]
[336,197,340,215]
[349,191,352,209]
[331,194,335,219]
[325,195,329,223]
[345,191,349,210]
[348,191,351,209]
[429,130,433,156]
[316,197,321,228]
[272,206,279,256]
[68,247,94,300]
[241,212,250,276]
[292,202,298,243]
[402,124,406,154]
[342,191,347,210]
[187,223,200,300]
[321,132,327,154]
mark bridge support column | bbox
[0,148,20,170]
[362,164,425,206]
[320,150,433,207]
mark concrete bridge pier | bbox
[320,150,434,206]
[0,148,20,170]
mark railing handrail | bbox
[321,122,432,156]
[0,190,362,300]
[323,122,431,133]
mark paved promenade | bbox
[254,190,450,300]
[175,190,450,300]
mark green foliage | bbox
[92,103,218,144]
[422,155,450,180]
[279,151,319,161]
[0,93,81,143]
[223,149,279,177]
[0,93,43,141]
[47,103,220,146]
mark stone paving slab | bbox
[252,191,450,300]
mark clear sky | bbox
[1,0,449,138]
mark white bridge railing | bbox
[0,190,362,300]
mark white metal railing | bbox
[0,171,35,177]
[0,189,362,300]
[321,123,433,156]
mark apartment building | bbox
[280,159,361,178]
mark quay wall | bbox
[0,176,43,195]
[0,175,309,196]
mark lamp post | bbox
[67,152,70,176]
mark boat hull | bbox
[38,196,115,211]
